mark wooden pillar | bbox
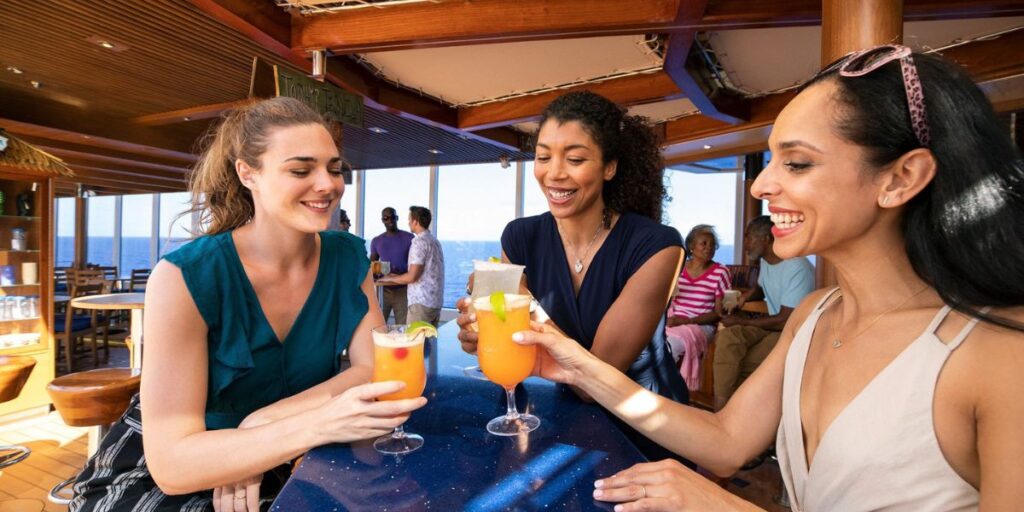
[74,195,86,268]
[742,152,765,266]
[815,0,903,287]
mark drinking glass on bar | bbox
[473,293,540,435]
[371,324,427,454]
[463,260,525,379]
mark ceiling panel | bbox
[357,35,663,106]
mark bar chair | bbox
[0,356,36,470]
[55,282,108,373]
[46,368,141,504]
[128,268,150,292]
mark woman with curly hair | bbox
[456,90,687,460]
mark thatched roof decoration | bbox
[0,129,75,177]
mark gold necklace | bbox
[829,285,931,349]
[559,222,604,274]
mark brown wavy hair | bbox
[186,97,334,235]
[535,91,667,226]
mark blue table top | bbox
[271,322,647,511]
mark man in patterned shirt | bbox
[382,206,445,326]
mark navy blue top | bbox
[163,230,370,430]
[501,212,688,402]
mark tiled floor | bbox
[0,345,790,511]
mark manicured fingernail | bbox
[614,506,623,512]
[594,479,604,488]
[512,332,524,342]
[593,489,603,498]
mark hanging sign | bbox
[248,57,364,127]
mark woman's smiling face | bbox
[752,81,886,260]
[533,119,616,220]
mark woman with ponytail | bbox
[456,91,688,461]
[512,49,1023,510]
[71,97,425,511]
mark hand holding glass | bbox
[371,325,427,454]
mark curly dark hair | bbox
[535,91,666,226]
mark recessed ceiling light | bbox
[85,36,129,52]
[6,66,23,74]
[183,116,191,121]
[368,126,387,134]
[703,144,713,150]
[30,80,41,89]
[427,149,443,154]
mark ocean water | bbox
[61,236,733,308]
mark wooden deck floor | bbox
[0,410,85,511]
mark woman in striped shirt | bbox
[666,225,731,389]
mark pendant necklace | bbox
[561,222,604,274]
[829,285,930,349]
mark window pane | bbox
[437,162,517,308]
[522,161,549,217]
[55,197,76,267]
[362,167,430,253]
[159,192,192,256]
[86,196,115,266]
[663,170,738,265]
[121,194,153,276]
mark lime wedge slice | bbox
[488,256,501,263]
[407,321,438,338]
[489,291,507,322]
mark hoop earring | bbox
[880,196,891,206]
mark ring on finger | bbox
[640,485,647,499]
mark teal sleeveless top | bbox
[163,230,370,430]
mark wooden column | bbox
[742,152,765,266]
[815,0,903,287]
[74,195,86,268]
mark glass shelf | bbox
[0,215,41,221]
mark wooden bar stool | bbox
[0,356,36,469]
[46,368,140,504]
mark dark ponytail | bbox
[536,91,667,225]
[807,51,1024,330]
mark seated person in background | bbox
[713,215,813,407]
[70,98,425,511]
[456,90,687,462]
[665,224,731,390]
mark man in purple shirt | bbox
[370,207,414,323]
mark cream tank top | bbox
[776,289,980,511]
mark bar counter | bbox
[271,321,647,511]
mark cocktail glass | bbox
[464,260,525,378]
[371,324,427,454]
[473,294,540,436]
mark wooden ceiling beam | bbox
[68,165,187,189]
[940,27,1024,83]
[458,72,685,131]
[59,173,185,193]
[700,0,1024,29]
[14,135,194,173]
[188,0,525,152]
[32,145,189,175]
[661,92,792,147]
[133,99,258,126]
[293,0,682,53]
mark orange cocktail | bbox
[474,294,535,389]
[473,293,540,436]
[372,331,426,401]
[371,325,427,454]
